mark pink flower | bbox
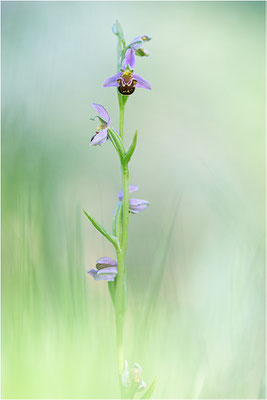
[103,49,151,96]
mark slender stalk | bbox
[114,161,129,398]
[115,247,125,394]
[121,163,129,256]
[119,103,125,141]
[114,33,129,398]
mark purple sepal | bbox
[96,257,117,270]
[130,35,151,50]
[88,269,98,279]
[103,72,122,88]
[133,74,151,90]
[90,128,108,146]
[122,48,136,70]
[129,38,143,50]
[88,266,117,281]
[129,198,150,214]
[97,267,117,280]
[91,103,110,125]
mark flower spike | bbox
[85,21,154,396]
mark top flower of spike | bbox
[103,48,151,96]
[129,35,151,56]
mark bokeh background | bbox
[2,1,265,399]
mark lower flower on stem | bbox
[88,257,117,281]
[118,184,150,214]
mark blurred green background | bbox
[2,1,265,399]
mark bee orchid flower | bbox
[88,257,118,281]
[103,49,151,96]
[129,35,151,56]
[118,184,150,214]
[90,103,111,146]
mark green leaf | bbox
[115,204,123,245]
[108,128,126,161]
[83,210,118,249]
[112,202,122,237]
[125,131,137,164]
[107,280,116,307]
[141,377,157,399]
[112,203,120,236]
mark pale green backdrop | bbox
[2,1,265,398]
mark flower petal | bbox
[90,128,108,146]
[103,72,122,88]
[96,257,117,270]
[97,266,118,281]
[130,35,151,50]
[129,36,143,50]
[118,184,139,201]
[129,198,150,214]
[132,74,151,90]
[122,48,136,70]
[88,269,98,279]
[91,103,110,125]
[88,267,117,281]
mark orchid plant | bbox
[84,21,156,399]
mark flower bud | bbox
[88,257,117,281]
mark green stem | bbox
[119,102,125,141]
[114,162,129,398]
[121,164,129,257]
[114,38,129,398]
[115,247,125,392]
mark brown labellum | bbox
[117,75,137,96]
